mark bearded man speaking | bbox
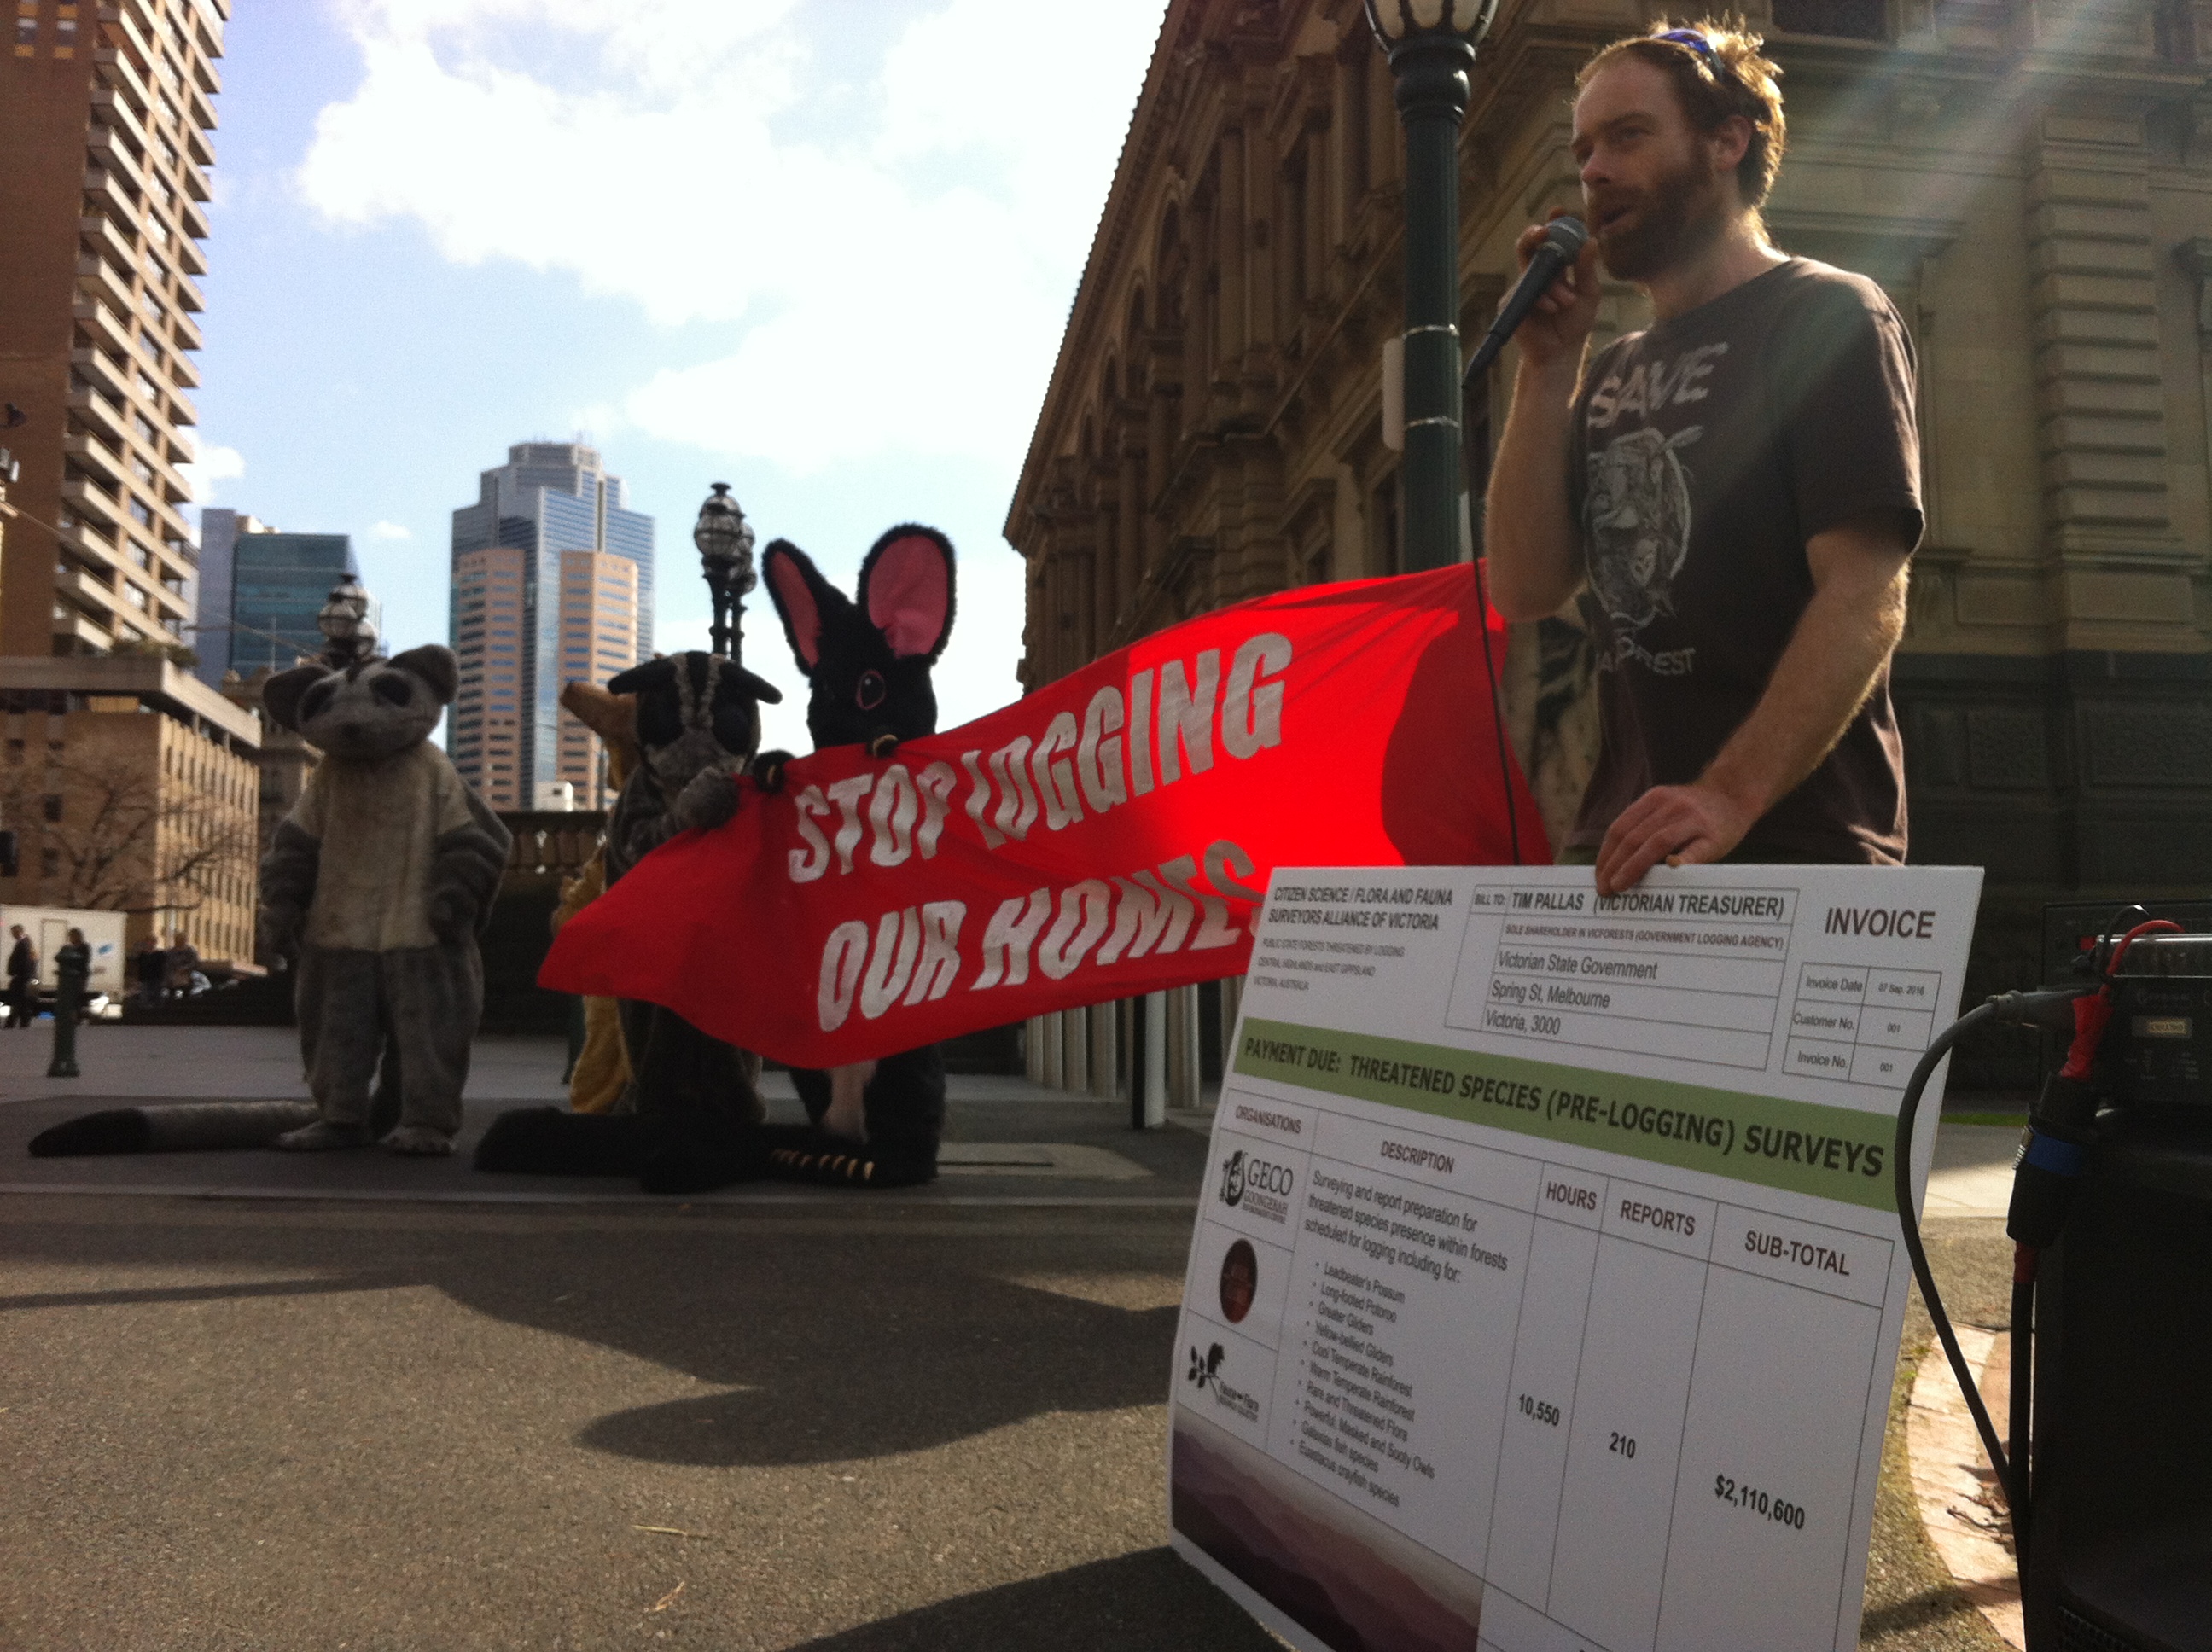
[1487,20,1921,896]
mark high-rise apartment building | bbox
[450,443,653,810]
[0,0,224,660]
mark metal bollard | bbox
[46,976,84,1079]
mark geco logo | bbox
[1220,1149,1294,1207]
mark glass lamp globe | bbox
[1365,0,1498,44]
[317,577,370,648]
[693,481,758,594]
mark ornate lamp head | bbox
[1363,0,1498,47]
[316,575,376,667]
[693,482,758,596]
[693,482,758,660]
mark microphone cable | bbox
[1471,553,1523,866]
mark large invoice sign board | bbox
[1170,864,1982,1652]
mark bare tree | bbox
[0,749,256,918]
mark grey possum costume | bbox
[29,646,508,1161]
[747,524,956,1190]
[262,646,513,1155]
[473,651,790,1195]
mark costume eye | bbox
[856,670,887,711]
[371,675,412,707]
[301,681,338,722]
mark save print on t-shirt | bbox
[1566,259,1923,865]
[1583,342,1726,652]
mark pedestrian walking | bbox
[6,924,38,1027]
[134,935,167,1007]
[166,931,199,999]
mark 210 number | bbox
[1610,1431,1637,1460]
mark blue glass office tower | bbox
[194,515,374,683]
[448,443,654,806]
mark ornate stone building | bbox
[1008,0,2212,1077]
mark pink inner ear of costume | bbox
[767,554,824,672]
[866,535,952,659]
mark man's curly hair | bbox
[1576,18,1788,209]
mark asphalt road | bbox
[0,1028,2026,1650]
[1,1196,1277,1651]
[0,1198,2023,1652]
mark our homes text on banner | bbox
[1170,862,1983,1652]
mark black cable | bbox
[1471,556,1522,866]
[1894,1002,2013,1505]
[2010,1263,2035,1553]
[2093,904,2151,978]
[1894,986,2093,1541]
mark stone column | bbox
[1040,1009,1063,1089]
[1143,989,1168,1128]
[1091,998,1120,1101]
[2025,109,2196,650]
[1169,982,1202,1111]
[1218,124,1249,368]
[2174,236,2212,515]
[1062,1004,1089,1092]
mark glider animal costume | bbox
[259,646,513,1155]
[551,681,642,1114]
[750,524,957,1188]
[474,650,786,1194]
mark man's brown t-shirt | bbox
[1566,258,1921,864]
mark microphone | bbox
[1463,217,1590,384]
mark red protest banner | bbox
[540,563,1546,1068]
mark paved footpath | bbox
[0,1026,2017,1649]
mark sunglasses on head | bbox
[1654,26,1718,58]
[1653,26,1743,88]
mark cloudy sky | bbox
[189,0,1168,750]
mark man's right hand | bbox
[1509,215,1604,375]
[1482,217,1602,622]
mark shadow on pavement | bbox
[788,1549,1278,1651]
[0,1209,1193,1469]
[568,1271,1180,1469]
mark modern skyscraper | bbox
[553,549,639,810]
[189,503,255,683]
[0,0,224,660]
[194,514,372,683]
[227,529,370,677]
[450,443,653,810]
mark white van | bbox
[0,905,129,1016]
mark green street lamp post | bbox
[1365,0,1499,571]
[693,482,758,661]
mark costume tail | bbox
[30,1101,321,1157]
[777,1048,945,1190]
[474,1106,771,1196]
[764,1132,940,1189]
